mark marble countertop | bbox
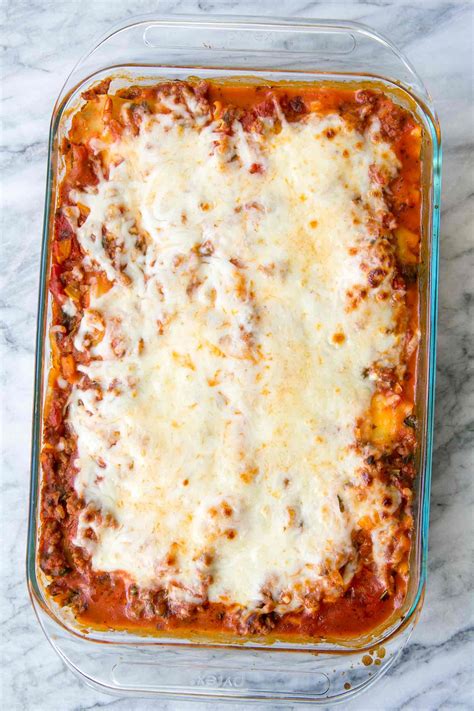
[1,1,473,709]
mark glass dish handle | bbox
[56,15,435,117]
[33,593,422,704]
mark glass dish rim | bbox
[27,13,442,656]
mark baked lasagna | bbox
[40,79,422,639]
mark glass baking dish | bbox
[27,13,441,705]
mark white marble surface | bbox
[1,0,473,709]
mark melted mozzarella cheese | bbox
[68,98,403,612]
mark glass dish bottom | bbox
[28,12,440,706]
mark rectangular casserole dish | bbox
[27,14,441,705]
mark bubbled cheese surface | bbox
[68,95,403,612]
